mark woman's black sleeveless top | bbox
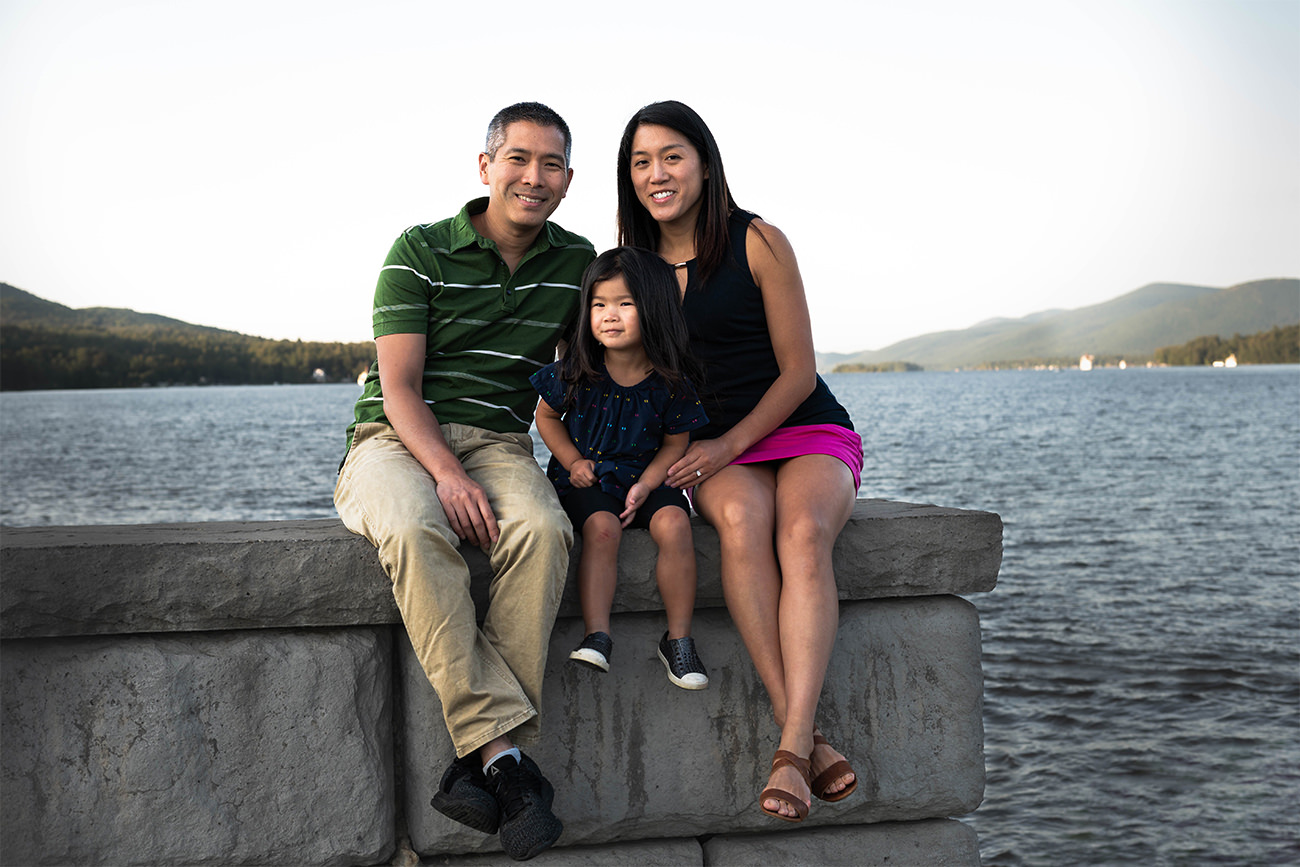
[682,210,853,441]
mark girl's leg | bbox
[647,505,697,639]
[576,511,622,636]
[771,454,857,799]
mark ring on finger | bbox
[695,469,703,478]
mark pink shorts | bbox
[690,424,863,504]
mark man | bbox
[334,102,595,861]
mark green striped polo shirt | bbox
[346,198,595,450]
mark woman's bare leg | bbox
[773,455,857,798]
[697,456,855,817]
[695,463,783,700]
[695,464,803,814]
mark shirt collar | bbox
[447,197,560,256]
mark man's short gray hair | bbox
[484,102,573,167]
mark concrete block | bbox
[0,628,394,867]
[401,596,983,857]
[420,837,703,865]
[0,500,1001,639]
[581,500,1001,616]
[0,520,396,639]
[702,818,980,866]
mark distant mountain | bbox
[1,283,374,390]
[1,284,239,335]
[817,279,1300,370]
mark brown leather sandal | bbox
[759,749,812,822]
[810,733,858,802]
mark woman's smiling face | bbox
[628,123,708,228]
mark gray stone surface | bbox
[412,821,978,866]
[0,520,397,639]
[420,837,703,865]
[1,500,1001,639]
[703,818,980,866]
[403,596,984,858]
[0,504,998,865]
[1,628,394,867]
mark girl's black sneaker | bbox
[658,632,709,689]
[569,631,613,672]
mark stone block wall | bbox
[0,499,1000,866]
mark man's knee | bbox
[355,483,458,555]
[500,497,573,554]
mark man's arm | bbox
[376,332,499,547]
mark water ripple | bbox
[2,368,1297,864]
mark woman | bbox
[616,100,864,823]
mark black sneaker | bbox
[485,753,563,861]
[568,631,613,672]
[430,753,499,833]
[658,631,709,690]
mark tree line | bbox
[1154,324,1298,367]
[1,324,376,390]
[4,298,1292,391]
[831,361,923,373]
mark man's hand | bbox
[435,469,500,548]
[376,332,500,547]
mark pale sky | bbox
[2,0,1297,354]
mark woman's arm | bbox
[667,219,817,486]
[376,332,499,546]
[721,218,818,451]
[640,431,691,490]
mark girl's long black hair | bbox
[616,100,740,285]
[558,246,700,408]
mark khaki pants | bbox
[334,422,572,757]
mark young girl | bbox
[530,246,710,689]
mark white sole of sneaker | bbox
[658,648,708,689]
[569,648,610,672]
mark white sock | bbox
[482,746,521,773]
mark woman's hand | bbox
[667,439,737,488]
[568,458,598,488]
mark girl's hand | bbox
[667,439,737,488]
[620,482,649,527]
[568,459,598,488]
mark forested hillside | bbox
[1,284,375,390]
[1154,324,1299,366]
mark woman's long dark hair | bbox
[616,101,739,284]
[558,247,699,408]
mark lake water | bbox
[2,367,1298,865]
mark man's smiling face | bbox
[479,120,573,233]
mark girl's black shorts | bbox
[560,484,689,530]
